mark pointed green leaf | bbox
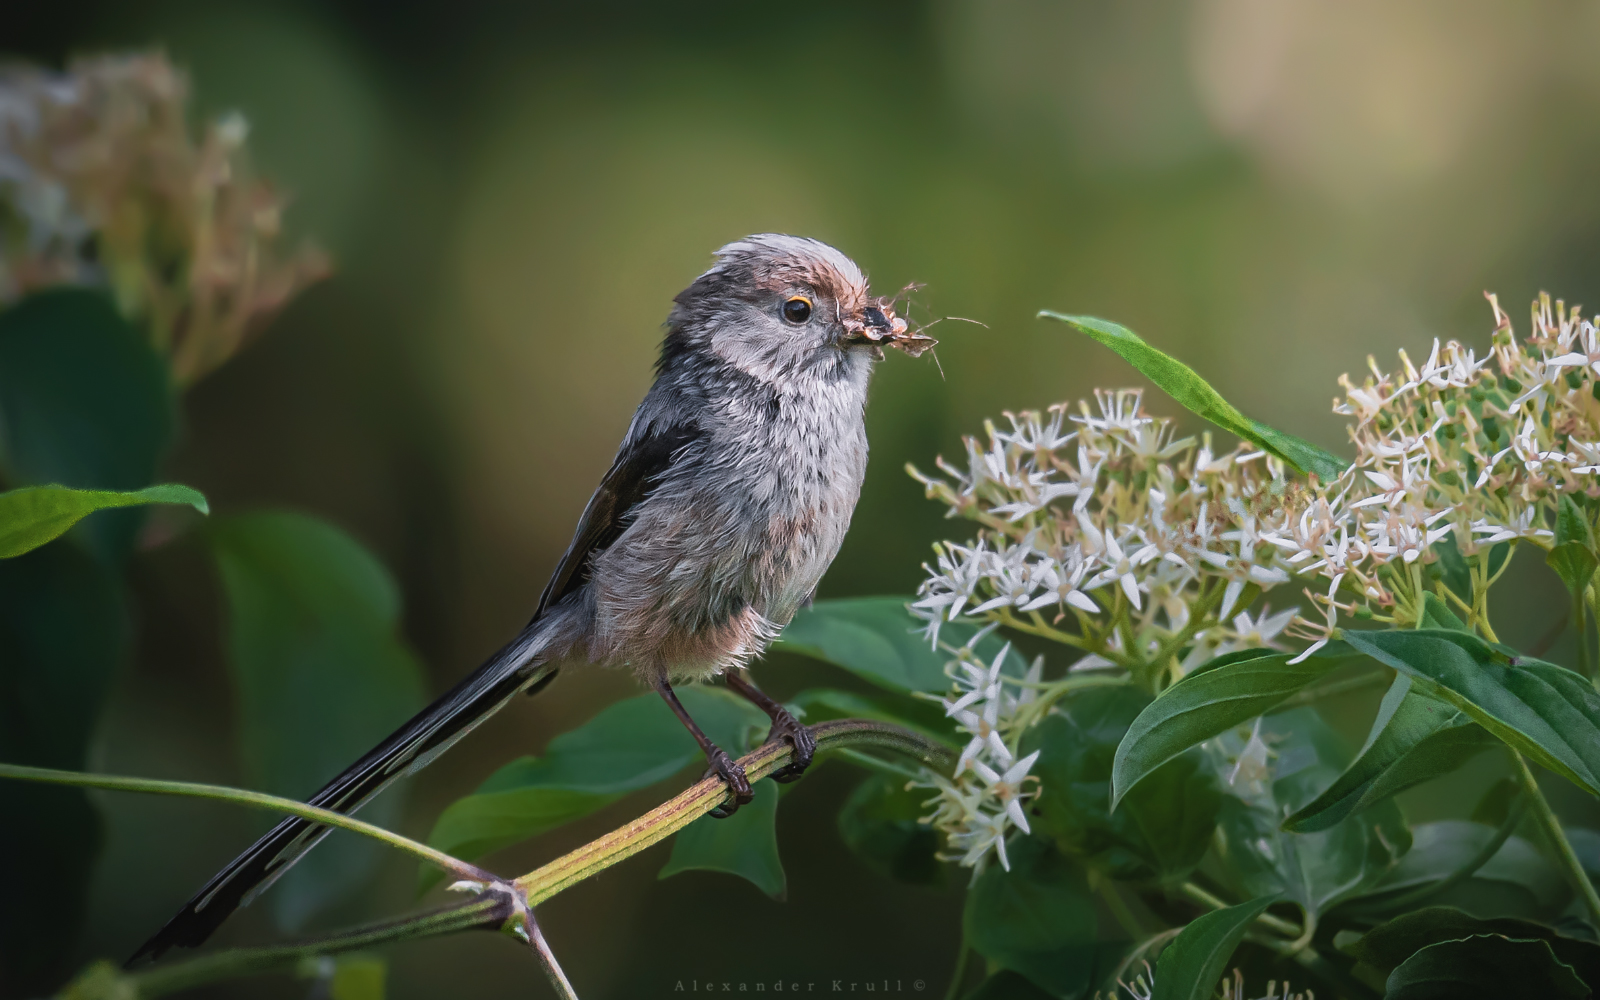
[1385,935,1588,999]
[209,513,428,931]
[1284,676,1494,833]
[1039,313,1345,481]
[0,483,208,558]
[1356,906,1600,985]
[1555,494,1597,551]
[1341,628,1600,798]
[1418,591,1469,632]
[659,779,785,899]
[1149,896,1277,1000]
[1110,645,1350,808]
[775,596,1028,694]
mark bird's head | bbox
[663,234,934,383]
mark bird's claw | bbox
[702,747,752,818]
[765,709,816,784]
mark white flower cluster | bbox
[1275,293,1600,649]
[913,631,1042,876]
[910,293,1600,874]
[910,389,1312,690]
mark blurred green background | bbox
[9,1,1600,996]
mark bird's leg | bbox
[652,674,752,818]
[725,670,816,784]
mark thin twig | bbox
[0,762,486,880]
[1512,750,1600,924]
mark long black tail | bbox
[128,616,564,964]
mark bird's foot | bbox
[764,708,817,784]
[702,746,752,819]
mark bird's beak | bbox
[840,301,937,357]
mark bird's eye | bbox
[781,295,813,324]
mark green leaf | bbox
[963,835,1099,998]
[209,513,428,931]
[1212,707,1411,918]
[837,772,945,885]
[659,779,785,899]
[1548,495,1598,601]
[0,288,175,562]
[1110,646,1348,808]
[0,542,123,993]
[1355,906,1600,986]
[424,686,765,890]
[1349,820,1571,922]
[1341,628,1600,798]
[774,596,1028,694]
[1028,685,1221,884]
[0,483,208,558]
[1149,896,1276,1000]
[1418,591,1469,632]
[1039,313,1345,481]
[1283,675,1495,833]
[1555,493,1597,552]
[1384,935,1588,999]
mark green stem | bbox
[1146,579,1225,687]
[1512,751,1600,925]
[943,936,972,1000]
[993,607,1094,655]
[133,896,510,997]
[1179,882,1303,939]
[0,762,482,880]
[1575,584,1594,683]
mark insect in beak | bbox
[841,301,937,357]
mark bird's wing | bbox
[534,418,702,618]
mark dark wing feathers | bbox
[535,419,700,617]
[130,419,700,964]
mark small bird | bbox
[131,234,932,961]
